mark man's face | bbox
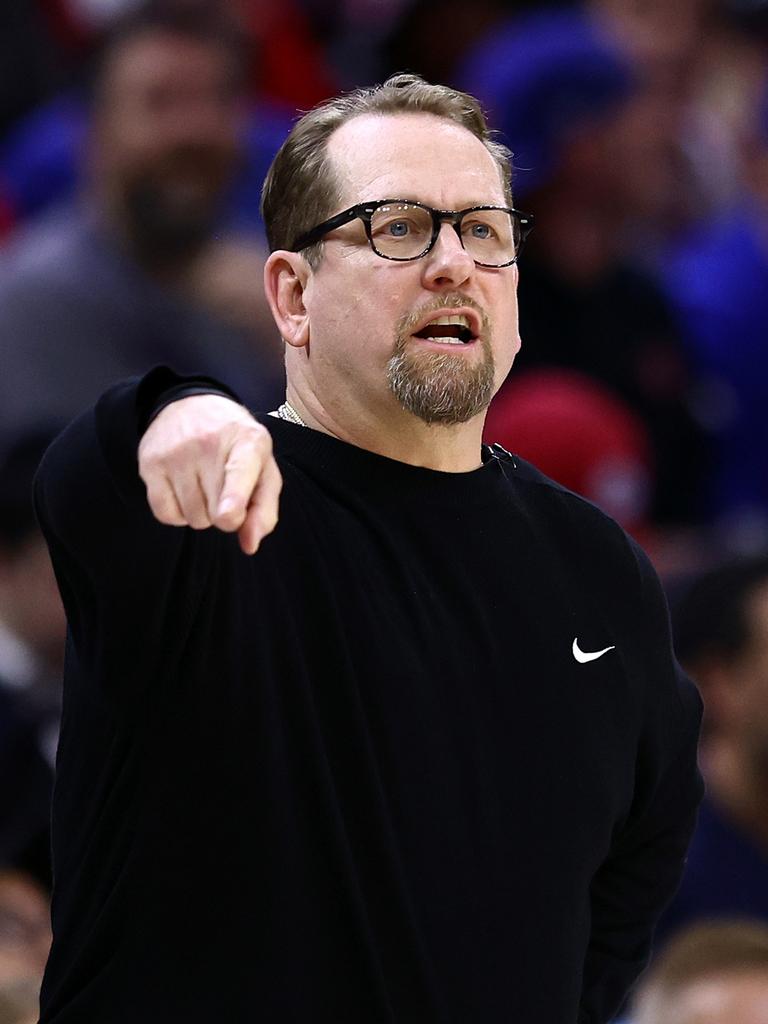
[647,971,768,1024]
[92,30,242,261]
[300,113,521,427]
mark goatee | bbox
[387,295,495,425]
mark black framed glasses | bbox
[290,199,534,268]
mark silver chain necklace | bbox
[270,401,307,427]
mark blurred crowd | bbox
[1,0,768,1021]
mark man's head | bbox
[674,556,768,776]
[261,75,524,432]
[632,920,768,1024]
[88,0,245,267]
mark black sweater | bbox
[34,375,702,1024]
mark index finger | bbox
[238,455,282,555]
[213,434,270,531]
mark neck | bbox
[283,387,486,473]
[704,736,768,849]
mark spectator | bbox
[631,919,768,1024]
[458,6,708,529]
[0,0,284,443]
[656,556,768,941]
[0,428,65,888]
[662,75,768,550]
[0,869,51,1024]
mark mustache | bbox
[126,142,240,186]
[396,293,491,341]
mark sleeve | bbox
[33,368,233,705]
[135,365,243,434]
[577,542,704,1024]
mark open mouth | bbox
[412,313,478,345]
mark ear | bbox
[264,251,311,349]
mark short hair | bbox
[632,919,768,1019]
[261,73,513,267]
[673,556,768,668]
[88,0,247,106]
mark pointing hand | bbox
[138,395,282,554]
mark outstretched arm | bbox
[138,392,282,555]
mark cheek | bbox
[493,285,521,362]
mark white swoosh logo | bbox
[572,638,615,664]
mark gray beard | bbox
[386,320,496,426]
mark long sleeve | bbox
[33,372,219,706]
[577,546,703,1023]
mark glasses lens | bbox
[461,209,518,266]
[369,203,433,259]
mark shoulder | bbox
[502,450,668,635]
[509,452,639,558]
[0,206,85,287]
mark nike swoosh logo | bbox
[572,638,616,664]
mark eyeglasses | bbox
[290,199,534,267]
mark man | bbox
[654,557,768,942]
[35,74,702,1023]
[661,74,768,544]
[631,919,768,1024]
[0,1,282,443]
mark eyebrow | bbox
[360,197,508,210]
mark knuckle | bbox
[150,499,184,526]
[138,452,162,480]
[188,515,212,531]
[196,430,224,456]
[255,424,273,450]
[213,508,245,532]
[155,509,184,527]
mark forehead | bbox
[327,112,507,209]
[100,31,231,100]
[672,972,768,1023]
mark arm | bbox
[577,546,703,1024]
[34,368,282,699]
[36,365,281,566]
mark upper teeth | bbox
[427,315,470,327]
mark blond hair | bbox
[261,73,512,267]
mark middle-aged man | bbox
[0,2,283,443]
[654,556,768,943]
[34,75,703,1024]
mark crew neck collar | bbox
[258,414,515,508]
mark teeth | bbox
[427,314,470,328]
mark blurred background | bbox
[1,1,768,1021]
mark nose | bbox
[420,221,475,290]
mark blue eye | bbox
[469,222,492,239]
[388,221,410,236]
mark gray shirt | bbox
[0,205,283,438]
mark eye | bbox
[388,220,410,237]
[466,220,496,240]
[372,217,416,238]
